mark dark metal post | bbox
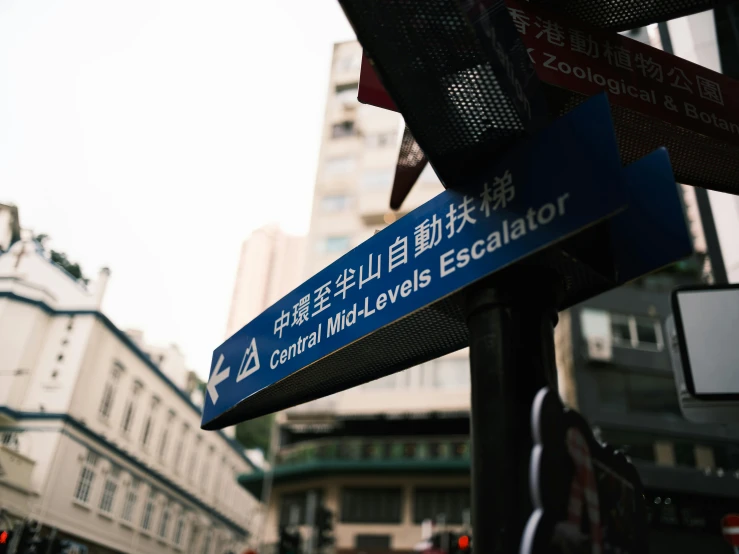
[466,269,561,554]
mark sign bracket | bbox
[465,267,562,554]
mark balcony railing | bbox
[276,437,470,467]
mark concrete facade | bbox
[226,225,307,340]
[0,236,259,554]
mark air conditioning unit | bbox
[587,336,612,362]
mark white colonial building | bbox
[0,233,259,554]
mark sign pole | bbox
[465,269,561,554]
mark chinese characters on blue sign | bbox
[201,95,635,428]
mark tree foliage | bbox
[235,414,274,454]
[33,233,89,285]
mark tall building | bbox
[238,14,739,554]
[226,225,307,339]
[0,229,259,554]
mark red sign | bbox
[358,0,739,147]
[722,514,739,547]
[358,53,397,112]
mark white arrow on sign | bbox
[207,354,230,405]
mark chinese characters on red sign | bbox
[358,0,739,146]
[507,0,739,145]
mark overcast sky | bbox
[0,0,354,378]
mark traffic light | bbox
[0,530,12,554]
[314,506,334,549]
[17,527,45,554]
[429,532,471,554]
[278,526,300,554]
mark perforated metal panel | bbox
[529,0,733,31]
[390,126,430,210]
[339,0,548,188]
[543,85,739,195]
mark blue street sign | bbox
[611,148,694,284]
[201,94,630,429]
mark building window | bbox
[173,513,185,546]
[213,458,224,503]
[158,410,175,463]
[610,314,632,346]
[140,396,161,449]
[331,120,355,139]
[365,131,397,148]
[121,381,143,435]
[200,448,213,491]
[360,169,394,190]
[674,442,697,468]
[219,460,230,500]
[413,488,470,524]
[335,82,358,104]
[1,431,20,451]
[73,451,99,504]
[594,367,680,416]
[634,316,660,347]
[279,490,324,526]
[335,52,361,73]
[99,363,123,421]
[121,479,140,523]
[321,195,350,212]
[356,535,392,550]
[141,490,156,532]
[174,424,188,474]
[319,236,350,254]
[341,488,402,524]
[202,531,212,554]
[158,427,169,462]
[99,466,121,514]
[714,443,739,472]
[611,312,663,350]
[432,359,470,389]
[158,502,171,539]
[323,156,355,176]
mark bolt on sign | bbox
[358,0,739,198]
